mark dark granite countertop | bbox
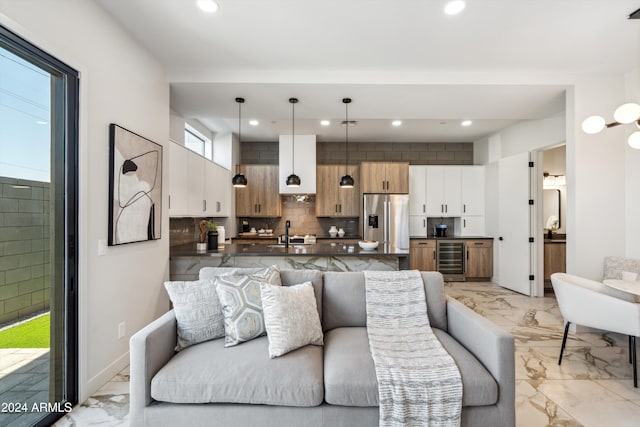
[410,236,494,240]
[170,242,409,257]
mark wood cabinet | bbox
[410,239,436,271]
[361,162,409,194]
[465,239,493,280]
[544,241,566,283]
[169,141,231,217]
[315,165,360,217]
[235,165,281,217]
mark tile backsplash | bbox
[170,217,233,247]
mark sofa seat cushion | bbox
[151,335,324,407]
[323,327,498,407]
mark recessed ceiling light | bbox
[320,120,330,126]
[444,1,465,15]
[461,120,472,126]
[392,120,402,127]
[249,120,259,126]
[197,0,219,13]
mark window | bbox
[185,123,212,160]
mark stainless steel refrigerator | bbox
[363,194,410,250]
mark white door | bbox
[409,166,427,215]
[498,153,532,295]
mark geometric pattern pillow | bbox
[261,281,324,358]
[214,265,282,347]
[164,279,225,351]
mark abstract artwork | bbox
[108,124,162,246]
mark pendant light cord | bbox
[291,99,295,174]
[345,100,349,175]
[237,99,242,174]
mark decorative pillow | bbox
[261,281,324,358]
[215,266,282,347]
[622,271,639,281]
[164,279,224,351]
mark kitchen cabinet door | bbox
[236,165,281,217]
[410,240,436,271]
[316,165,341,216]
[409,215,428,237]
[426,166,461,216]
[459,216,485,236]
[204,163,231,217]
[187,151,206,214]
[338,165,360,216]
[361,162,387,193]
[409,166,427,215]
[385,162,409,193]
[361,162,409,194]
[466,240,493,280]
[169,142,188,216]
[461,166,485,215]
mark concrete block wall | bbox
[240,141,474,165]
[0,176,50,326]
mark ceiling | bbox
[96,0,640,143]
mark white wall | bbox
[625,67,640,258]
[0,0,170,402]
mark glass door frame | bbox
[0,24,79,426]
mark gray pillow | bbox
[164,279,224,351]
[261,281,324,358]
[215,266,282,347]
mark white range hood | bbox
[279,134,316,194]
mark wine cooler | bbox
[437,240,466,281]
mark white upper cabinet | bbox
[461,166,485,216]
[279,135,316,194]
[168,141,188,216]
[409,166,427,215]
[169,141,231,217]
[426,166,462,217]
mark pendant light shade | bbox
[232,97,247,188]
[286,97,301,187]
[340,97,354,188]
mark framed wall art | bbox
[108,123,162,246]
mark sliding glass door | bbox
[0,25,78,426]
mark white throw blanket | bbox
[364,270,462,427]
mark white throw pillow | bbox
[261,281,324,358]
[622,271,639,281]
[215,265,282,347]
[164,279,225,351]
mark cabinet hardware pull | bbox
[464,219,466,227]
[216,201,221,212]
[203,200,206,212]
[169,195,171,209]
[441,204,444,212]
[339,204,342,213]
[474,242,483,245]
[466,251,469,260]
[463,204,466,213]
[258,204,261,213]
[445,204,448,213]
[423,219,426,228]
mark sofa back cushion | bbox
[322,271,447,331]
[199,267,323,321]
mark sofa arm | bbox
[129,310,177,424]
[446,297,515,427]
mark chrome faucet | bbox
[285,220,291,249]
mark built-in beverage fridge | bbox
[437,240,466,281]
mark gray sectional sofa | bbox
[130,269,515,426]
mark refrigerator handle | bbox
[385,199,391,245]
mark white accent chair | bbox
[551,272,640,387]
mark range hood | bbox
[279,135,316,194]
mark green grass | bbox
[0,313,50,348]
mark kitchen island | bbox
[170,242,409,281]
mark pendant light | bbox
[339,98,355,188]
[285,97,301,187]
[231,97,248,187]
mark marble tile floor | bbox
[46,281,640,426]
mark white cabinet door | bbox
[460,216,485,236]
[203,160,217,216]
[169,142,188,216]
[461,166,485,216]
[443,166,462,216]
[426,167,445,216]
[409,166,427,215]
[212,164,231,217]
[187,151,205,215]
[409,215,428,237]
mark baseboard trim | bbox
[85,351,130,400]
